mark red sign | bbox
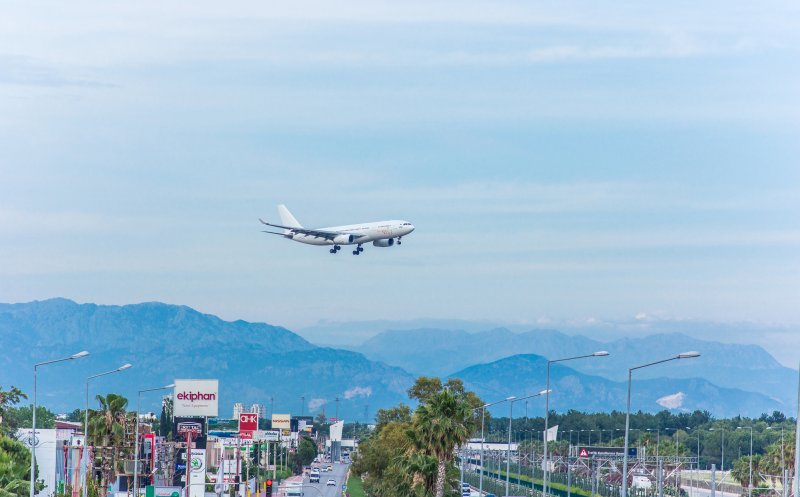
[239,431,253,439]
[579,448,589,457]
[239,413,258,432]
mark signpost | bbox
[577,446,637,458]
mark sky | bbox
[1,1,799,361]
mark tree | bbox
[731,454,762,489]
[87,394,132,490]
[3,406,56,432]
[296,437,317,467]
[0,387,26,437]
[158,397,172,439]
[0,433,41,497]
[411,388,473,497]
[375,405,412,433]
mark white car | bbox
[326,479,336,486]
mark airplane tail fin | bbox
[277,204,303,228]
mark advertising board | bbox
[239,413,258,432]
[173,417,207,449]
[257,430,280,441]
[271,414,290,430]
[173,380,218,417]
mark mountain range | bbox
[0,299,793,419]
[352,328,797,408]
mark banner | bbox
[271,414,290,430]
[174,380,219,417]
[545,424,559,442]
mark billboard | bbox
[173,417,207,449]
[271,414,290,430]
[239,413,258,432]
[173,380,218,417]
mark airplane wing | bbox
[259,219,365,241]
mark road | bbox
[292,462,350,497]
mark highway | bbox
[283,461,349,497]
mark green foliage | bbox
[296,436,317,467]
[354,377,482,497]
[159,396,173,439]
[4,406,56,431]
[346,475,366,497]
[0,434,41,497]
[87,393,132,489]
[0,387,27,437]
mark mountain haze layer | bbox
[354,327,797,408]
[454,354,783,418]
[0,299,413,419]
[1,299,791,419]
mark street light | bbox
[133,383,174,497]
[30,351,90,497]
[543,351,609,495]
[622,352,700,497]
[83,364,132,497]
[506,390,550,497]
[477,396,516,497]
[737,426,754,497]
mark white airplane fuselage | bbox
[289,220,414,246]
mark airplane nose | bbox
[408,224,415,233]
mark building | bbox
[232,403,245,419]
[250,403,265,419]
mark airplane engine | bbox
[333,234,355,245]
[373,239,395,247]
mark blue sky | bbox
[1,1,799,360]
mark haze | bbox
[1,1,798,360]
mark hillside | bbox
[0,299,414,418]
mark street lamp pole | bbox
[507,390,549,497]
[134,384,174,497]
[83,364,132,497]
[478,397,514,497]
[544,351,609,496]
[622,352,700,497]
[30,351,90,497]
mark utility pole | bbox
[300,396,305,416]
[335,397,340,422]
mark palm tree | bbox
[87,394,131,490]
[411,389,472,497]
[0,434,39,497]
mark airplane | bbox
[259,205,415,255]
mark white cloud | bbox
[343,386,372,400]
[308,398,327,411]
[656,392,685,409]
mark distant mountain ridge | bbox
[453,354,784,418]
[0,299,413,418]
[1,299,792,419]
[353,327,797,408]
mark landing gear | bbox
[352,244,364,255]
[397,237,402,245]
[330,245,341,254]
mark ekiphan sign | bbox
[173,379,218,417]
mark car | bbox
[326,465,333,472]
[326,479,336,486]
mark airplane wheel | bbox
[330,249,335,253]
[358,247,364,252]
[353,250,359,255]
[397,240,402,245]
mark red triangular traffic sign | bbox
[579,448,589,457]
